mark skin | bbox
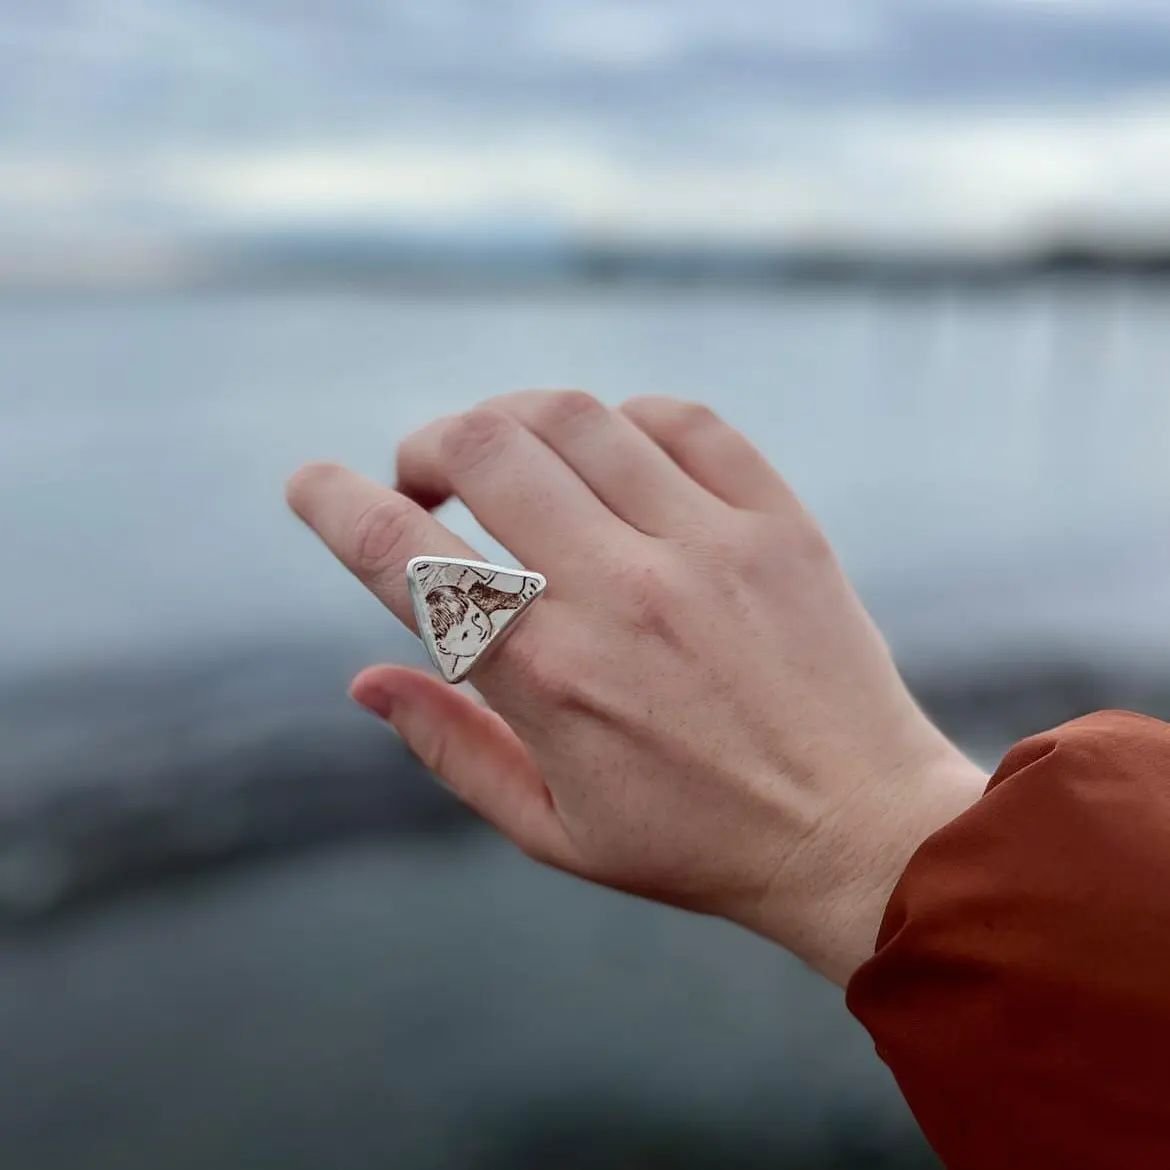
[286,391,987,986]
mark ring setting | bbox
[406,556,546,683]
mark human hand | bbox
[287,392,985,984]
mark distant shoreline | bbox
[3,236,1170,296]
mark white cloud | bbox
[5,89,1168,250]
[161,140,625,226]
[3,0,1170,250]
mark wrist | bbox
[734,739,988,986]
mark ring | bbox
[406,556,546,683]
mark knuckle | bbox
[698,530,748,573]
[732,514,787,581]
[502,632,592,711]
[618,394,666,420]
[737,513,784,570]
[439,408,511,471]
[689,529,755,595]
[623,398,723,444]
[670,400,719,439]
[794,514,835,566]
[503,637,561,695]
[667,513,764,599]
[539,389,606,433]
[349,497,416,576]
[673,512,745,561]
[751,510,833,575]
[618,561,680,638]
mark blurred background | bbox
[2,3,1169,1167]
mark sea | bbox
[1,280,1167,1170]
[2,280,1168,678]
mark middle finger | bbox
[398,390,726,535]
[402,406,632,571]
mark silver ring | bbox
[406,556,546,684]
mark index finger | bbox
[286,461,482,630]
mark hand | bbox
[287,392,986,984]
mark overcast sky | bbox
[4,0,1170,250]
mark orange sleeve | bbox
[846,710,1170,1170]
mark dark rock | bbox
[0,641,469,922]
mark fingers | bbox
[620,397,797,514]
[286,462,480,628]
[396,406,625,567]
[351,664,574,866]
[398,390,723,535]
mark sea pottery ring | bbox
[406,556,546,684]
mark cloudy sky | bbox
[4,0,1170,251]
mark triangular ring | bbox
[406,556,546,683]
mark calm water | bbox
[2,282,1168,676]
[1,281,1167,1170]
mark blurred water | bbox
[2,281,1168,680]
[0,836,931,1170]
[2,281,1167,1170]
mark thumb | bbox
[350,665,570,866]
